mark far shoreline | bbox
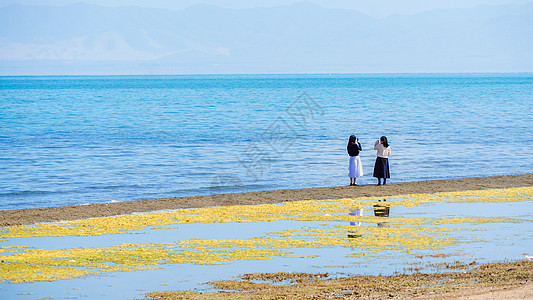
[1,174,532,227]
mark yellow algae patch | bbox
[0,187,531,284]
[0,216,511,284]
[368,216,521,226]
[0,246,32,254]
[0,228,461,284]
[0,242,285,283]
[0,219,485,284]
[0,186,531,239]
[1,263,98,283]
[0,213,522,240]
[378,186,533,207]
[150,226,179,230]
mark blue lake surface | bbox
[1,74,532,210]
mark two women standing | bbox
[347,135,391,186]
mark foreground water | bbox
[1,74,532,210]
[0,187,531,299]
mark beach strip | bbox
[142,260,533,300]
[1,174,532,227]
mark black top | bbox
[347,142,362,156]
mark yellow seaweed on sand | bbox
[1,186,530,238]
[0,187,531,283]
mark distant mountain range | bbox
[1,1,532,74]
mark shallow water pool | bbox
[1,187,531,299]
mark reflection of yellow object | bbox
[0,186,531,283]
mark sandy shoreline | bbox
[142,260,533,299]
[1,174,532,227]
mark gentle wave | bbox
[1,74,532,210]
[0,190,60,197]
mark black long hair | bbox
[348,135,356,145]
[380,136,389,148]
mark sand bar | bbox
[1,174,532,227]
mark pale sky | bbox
[2,0,532,18]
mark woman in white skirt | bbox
[347,135,363,186]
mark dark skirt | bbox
[373,157,390,178]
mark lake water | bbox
[1,74,532,210]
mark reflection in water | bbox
[348,200,392,238]
[348,208,363,238]
[374,199,390,217]
[374,199,391,227]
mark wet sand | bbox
[1,174,532,227]
[142,260,533,299]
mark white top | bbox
[374,140,391,158]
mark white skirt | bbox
[348,156,363,178]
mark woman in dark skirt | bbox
[373,136,391,185]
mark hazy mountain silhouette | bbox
[1,1,532,74]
